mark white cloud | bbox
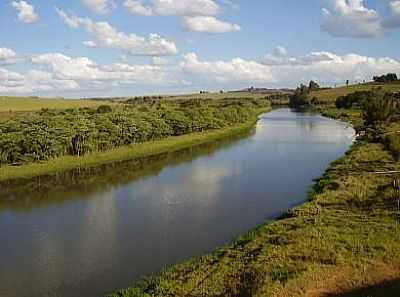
[321,0,384,38]
[2,46,400,96]
[123,0,240,33]
[0,68,79,93]
[384,0,400,28]
[263,46,336,66]
[123,0,153,16]
[182,49,400,88]
[31,53,173,85]
[0,48,19,65]
[0,48,178,95]
[56,8,178,56]
[182,53,274,84]
[81,0,115,15]
[11,1,39,24]
[181,16,240,33]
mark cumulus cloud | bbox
[81,0,115,15]
[31,53,173,85]
[0,47,177,95]
[0,68,79,93]
[56,8,178,56]
[0,48,19,65]
[384,0,400,28]
[2,46,400,96]
[123,0,240,33]
[181,16,240,33]
[182,53,274,84]
[182,48,400,88]
[321,0,385,38]
[124,0,220,16]
[11,1,39,24]
[123,0,153,16]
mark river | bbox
[0,108,355,297]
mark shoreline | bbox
[108,109,400,297]
[0,107,270,182]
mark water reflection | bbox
[0,109,355,297]
[0,130,253,210]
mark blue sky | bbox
[0,0,400,98]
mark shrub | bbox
[97,105,113,113]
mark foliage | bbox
[289,84,311,107]
[362,92,396,127]
[373,73,398,83]
[0,98,268,166]
[335,90,375,109]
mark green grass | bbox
[0,108,269,182]
[107,111,400,297]
[0,96,116,112]
[311,82,400,105]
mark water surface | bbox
[0,109,354,297]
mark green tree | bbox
[289,84,310,107]
[363,92,396,127]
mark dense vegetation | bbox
[0,98,268,166]
[289,81,320,107]
[373,73,398,83]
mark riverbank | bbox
[108,110,400,297]
[0,107,269,182]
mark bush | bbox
[97,105,113,113]
[335,91,374,109]
[362,92,396,127]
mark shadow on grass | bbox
[324,279,400,297]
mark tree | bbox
[308,80,320,91]
[363,92,396,127]
[289,84,310,107]
[373,73,398,83]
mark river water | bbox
[0,108,355,297]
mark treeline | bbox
[373,73,398,83]
[0,98,268,166]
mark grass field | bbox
[311,82,400,105]
[0,96,116,113]
[0,107,269,182]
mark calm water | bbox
[0,109,354,297]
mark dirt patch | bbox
[274,262,400,297]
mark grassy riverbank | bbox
[108,109,400,297]
[0,107,269,182]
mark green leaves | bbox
[0,98,269,166]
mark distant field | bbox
[311,82,400,104]
[166,91,273,101]
[0,97,116,113]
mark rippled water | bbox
[0,109,354,297]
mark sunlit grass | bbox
[310,82,400,105]
[0,96,117,113]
